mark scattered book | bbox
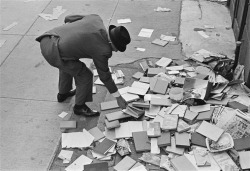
[175,132,190,148]
[140,61,149,71]
[196,121,224,142]
[239,151,250,170]
[152,79,169,94]
[123,105,144,118]
[165,137,185,155]
[132,102,150,109]
[170,155,197,171]
[191,132,207,148]
[157,132,171,147]
[196,106,215,121]
[162,114,179,131]
[105,111,131,121]
[114,156,137,171]
[132,131,151,152]
[146,121,161,138]
[139,76,150,83]
[193,148,211,167]
[227,101,248,112]
[183,110,199,124]
[147,68,166,77]
[133,72,144,79]
[150,97,172,106]
[84,162,109,171]
[233,136,250,151]
[155,57,172,68]
[177,119,191,133]
[152,38,168,47]
[88,127,105,141]
[105,119,120,129]
[100,100,119,111]
[93,138,116,155]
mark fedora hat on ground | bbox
[109,25,131,52]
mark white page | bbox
[117,18,131,24]
[61,130,94,148]
[58,150,73,163]
[138,28,154,38]
[160,35,176,41]
[58,111,68,118]
[197,31,209,38]
[0,39,6,48]
[3,22,18,31]
[165,65,184,71]
[65,155,92,171]
[136,47,146,52]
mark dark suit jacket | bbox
[36,14,117,94]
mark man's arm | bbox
[64,15,86,23]
[93,55,127,109]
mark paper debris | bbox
[154,7,171,12]
[39,6,66,21]
[136,47,146,52]
[65,155,92,171]
[152,39,168,47]
[0,39,6,48]
[160,35,176,41]
[204,25,215,29]
[58,111,69,118]
[197,31,209,38]
[61,129,94,148]
[138,28,154,38]
[58,150,73,163]
[117,18,131,24]
[3,22,18,31]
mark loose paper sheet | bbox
[65,155,92,171]
[197,31,209,38]
[58,111,68,118]
[117,18,131,24]
[61,130,94,148]
[151,138,160,154]
[58,150,73,163]
[0,39,6,48]
[3,22,18,31]
[160,35,176,41]
[138,28,154,38]
[136,47,146,52]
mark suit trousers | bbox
[39,36,93,105]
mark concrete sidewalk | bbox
[0,0,235,170]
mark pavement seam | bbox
[0,96,60,103]
[0,0,53,67]
[108,0,120,26]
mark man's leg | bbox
[57,70,76,102]
[60,60,99,116]
[74,64,93,105]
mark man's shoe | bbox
[57,89,76,102]
[73,104,100,117]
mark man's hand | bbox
[116,96,127,109]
